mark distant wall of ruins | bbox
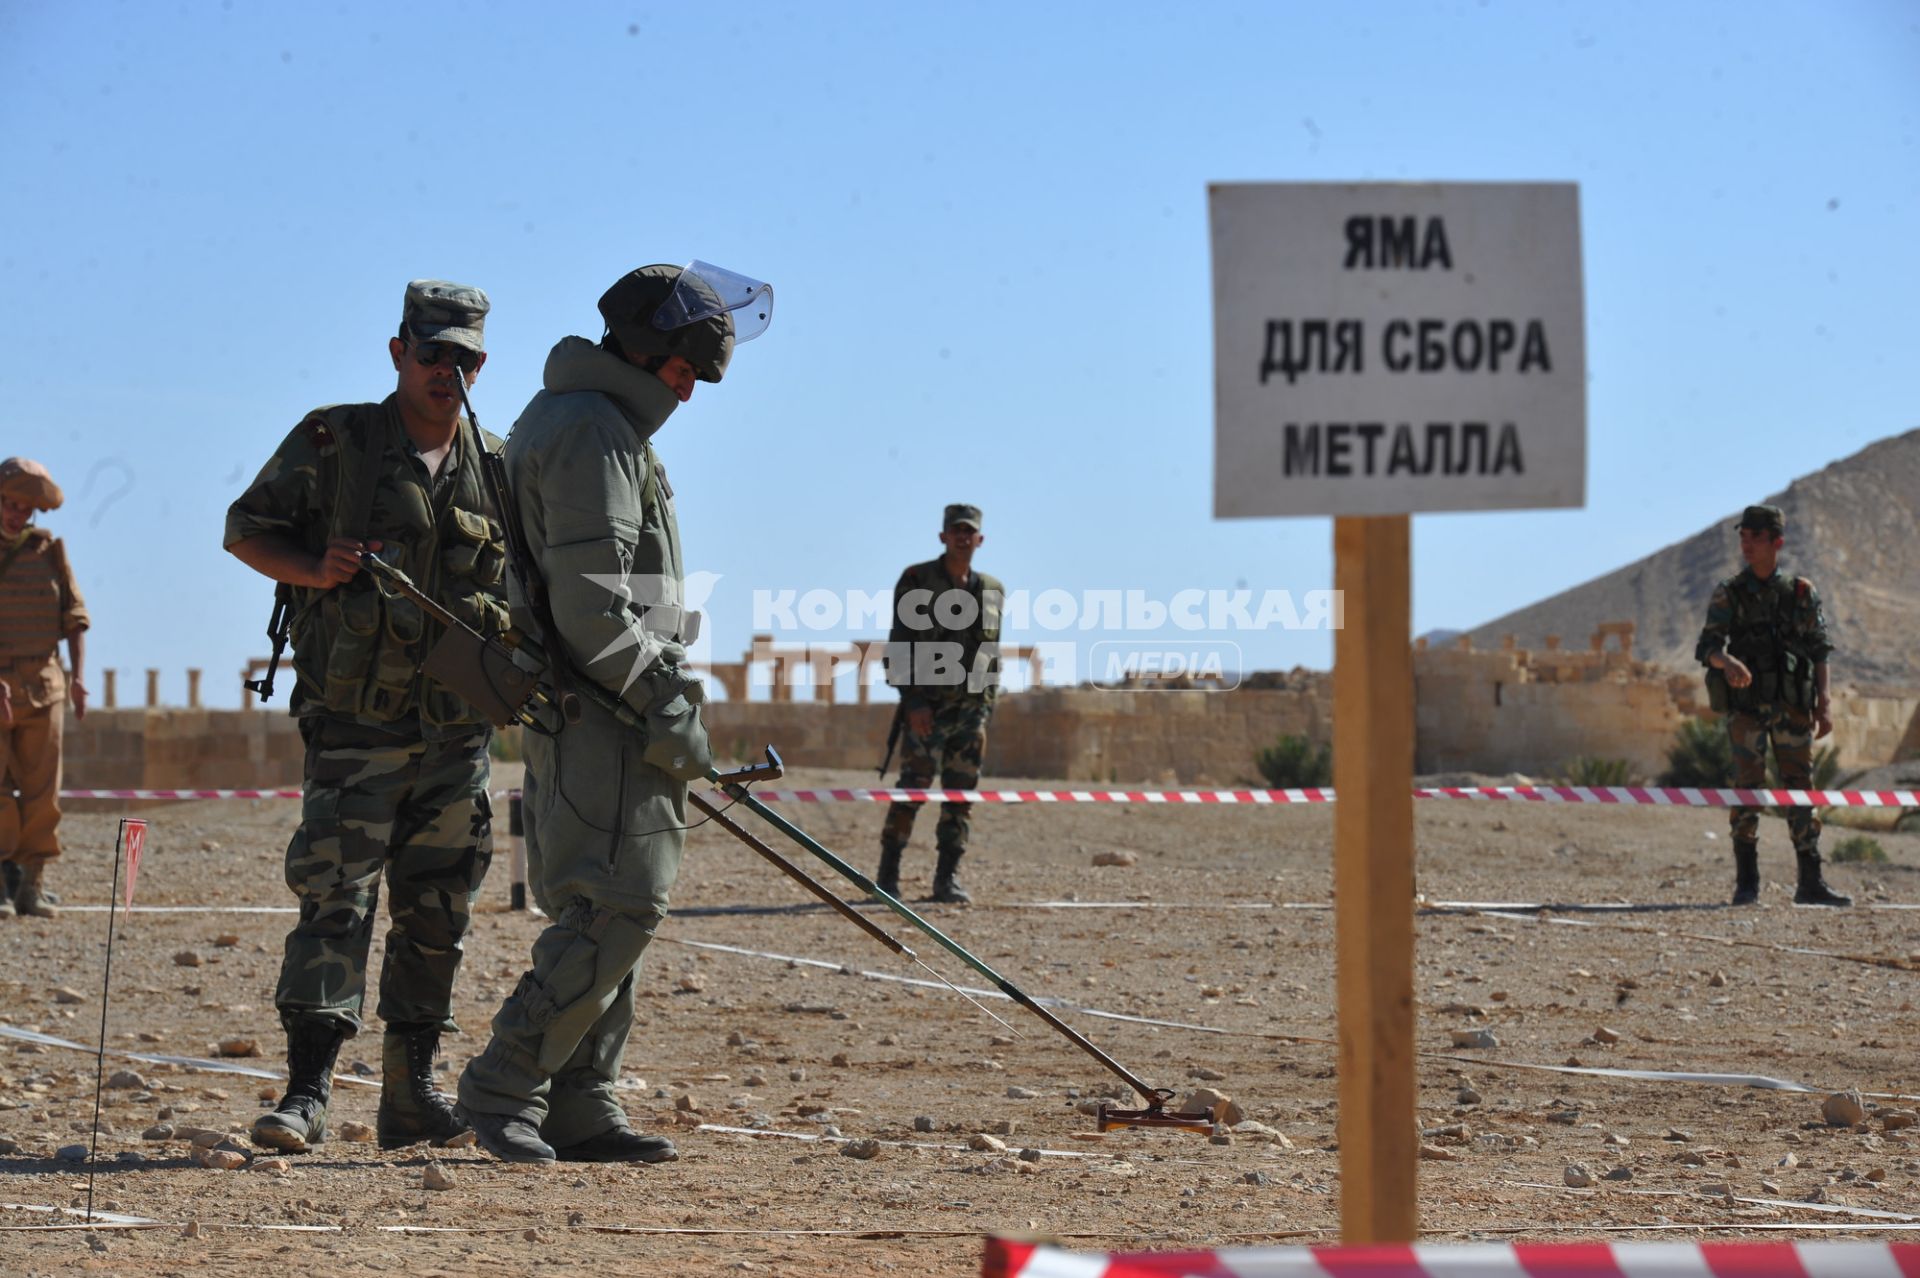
[1414,625,1919,779]
[59,628,1916,790]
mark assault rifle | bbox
[468,383,582,727]
[359,554,550,729]
[877,700,905,777]
[245,583,294,702]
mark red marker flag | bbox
[119,819,148,909]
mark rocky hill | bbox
[1467,428,1920,692]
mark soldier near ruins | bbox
[876,504,1004,905]
[1695,503,1850,908]
[224,280,507,1152]
[0,458,88,919]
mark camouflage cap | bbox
[402,279,490,352]
[1735,504,1784,535]
[0,457,63,511]
[944,504,982,531]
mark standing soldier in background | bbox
[1697,503,1849,908]
[458,261,771,1165]
[876,504,1003,905]
[0,458,88,919]
[225,280,509,1152]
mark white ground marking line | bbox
[0,1023,379,1087]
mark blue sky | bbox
[3,1,1914,706]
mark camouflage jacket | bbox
[1695,565,1831,711]
[224,394,508,738]
[884,557,1003,710]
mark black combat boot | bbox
[551,1125,679,1164]
[1793,847,1852,907]
[253,1020,345,1152]
[457,1104,558,1164]
[930,846,971,905]
[875,845,903,898]
[1731,840,1761,906]
[377,1026,473,1149]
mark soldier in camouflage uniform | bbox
[458,261,772,1165]
[224,280,510,1152]
[1695,503,1849,908]
[877,504,1003,905]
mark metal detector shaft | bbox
[688,791,912,959]
[715,775,1169,1109]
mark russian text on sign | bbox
[1212,182,1585,516]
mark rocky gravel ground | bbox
[2,763,1918,1276]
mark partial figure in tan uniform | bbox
[0,457,88,919]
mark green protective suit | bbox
[458,337,709,1144]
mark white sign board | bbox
[1210,182,1585,517]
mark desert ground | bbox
[3,762,1918,1276]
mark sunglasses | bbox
[410,341,482,375]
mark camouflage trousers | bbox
[882,698,991,856]
[1726,706,1821,853]
[274,717,494,1037]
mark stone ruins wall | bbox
[59,623,1917,790]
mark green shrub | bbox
[1658,718,1841,793]
[1829,835,1888,864]
[1256,734,1333,788]
[1560,756,1635,786]
[1660,718,1733,787]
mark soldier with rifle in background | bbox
[1697,503,1850,909]
[875,505,1003,905]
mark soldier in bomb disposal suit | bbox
[0,458,88,920]
[225,280,509,1153]
[876,504,1003,905]
[1696,503,1849,908]
[457,260,773,1165]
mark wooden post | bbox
[1331,514,1417,1242]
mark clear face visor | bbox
[651,260,773,343]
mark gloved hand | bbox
[638,659,712,782]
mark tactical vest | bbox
[288,402,509,731]
[890,561,1004,701]
[1709,571,1817,713]
[0,529,67,661]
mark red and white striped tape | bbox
[59,788,304,800]
[983,1238,1920,1278]
[752,785,1920,808]
[56,784,1920,807]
